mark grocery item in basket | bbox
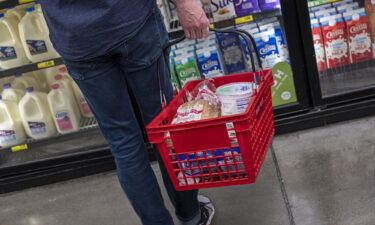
[177,154,201,185]
[344,9,372,63]
[172,100,220,124]
[216,82,254,116]
[216,32,246,74]
[210,0,237,22]
[321,14,350,68]
[254,29,281,69]
[196,47,225,78]
[258,0,280,11]
[174,54,201,86]
[19,87,57,139]
[0,95,27,148]
[0,13,29,69]
[233,0,261,17]
[216,148,245,172]
[188,79,222,108]
[48,83,81,134]
[311,19,327,71]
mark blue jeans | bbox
[63,7,200,225]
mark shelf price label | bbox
[19,0,35,3]
[235,15,254,25]
[37,60,55,69]
[11,144,28,152]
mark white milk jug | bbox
[19,87,57,139]
[72,81,94,118]
[0,96,27,148]
[24,71,48,92]
[2,83,25,103]
[0,13,29,69]
[48,83,81,134]
[53,74,82,118]
[18,7,59,63]
[5,7,25,23]
[11,74,41,92]
[44,66,67,87]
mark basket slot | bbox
[170,124,231,153]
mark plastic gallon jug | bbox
[18,7,59,63]
[0,13,29,69]
[24,71,48,92]
[19,87,57,139]
[5,7,25,23]
[48,83,81,134]
[44,66,68,87]
[216,82,255,116]
[2,83,25,103]
[0,96,27,148]
[71,81,94,118]
[11,74,41,92]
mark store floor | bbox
[1,116,375,225]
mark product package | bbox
[311,19,327,71]
[216,32,246,74]
[196,47,225,78]
[210,0,237,22]
[254,29,281,69]
[258,0,281,11]
[233,0,261,17]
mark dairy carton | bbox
[310,5,333,13]
[259,22,289,62]
[258,0,280,11]
[254,29,281,69]
[315,8,337,19]
[210,0,237,22]
[169,55,180,91]
[332,0,353,7]
[216,32,246,74]
[237,25,260,71]
[344,9,372,63]
[195,41,217,50]
[234,0,261,17]
[174,55,201,86]
[196,47,225,78]
[321,14,350,68]
[336,3,359,14]
[311,19,327,71]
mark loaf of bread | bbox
[172,100,220,124]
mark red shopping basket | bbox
[146,29,275,191]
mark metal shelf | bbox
[0,0,34,10]
[0,58,64,78]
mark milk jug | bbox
[48,83,81,134]
[44,66,65,87]
[18,7,60,63]
[0,13,29,69]
[24,71,48,92]
[72,81,94,118]
[53,74,82,117]
[11,74,41,92]
[19,87,57,139]
[0,96,27,148]
[2,83,25,103]
[5,7,25,23]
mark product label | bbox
[255,32,281,69]
[312,25,327,71]
[55,111,73,131]
[234,0,261,17]
[258,0,280,10]
[0,130,16,143]
[322,18,350,68]
[216,32,246,74]
[345,14,372,63]
[271,62,298,106]
[26,40,48,55]
[0,46,17,61]
[28,121,47,135]
[197,49,225,78]
[175,56,201,86]
[210,0,237,22]
[80,98,92,116]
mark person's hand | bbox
[174,0,210,39]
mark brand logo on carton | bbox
[180,68,196,77]
[259,44,276,55]
[313,34,321,40]
[55,111,68,119]
[349,24,367,34]
[326,29,344,39]
[202,60,219,70]
[211,0,234,13]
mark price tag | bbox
[11,144,28,152]
[18,0,34,3]
[37,60,55,69]
[235,15,254,25]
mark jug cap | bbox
[51,83,60,90]
[0,13,4,19]
[55,74,63,80]
[26,87,34,93]
[58,67,68,73]
[26,7,35,13]
[3,83,11,89]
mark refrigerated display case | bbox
[299,0,375,106]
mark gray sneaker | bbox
[197,195,215,225]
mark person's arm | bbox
[173,0,210,39]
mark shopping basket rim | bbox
[146,70,273,133]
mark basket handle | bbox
[157,28,264,110]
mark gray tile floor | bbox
[1,116,375,225]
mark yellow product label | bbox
[210,24,215,28]
[235,15,254,25]
[11,144,28,152]
[19,0,35,3]
[37,60,55,69]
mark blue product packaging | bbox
[216,32,246,74]
[196,47,225,78]
[254,29,281,69]
[259,22,289,62]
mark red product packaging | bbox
[344,9,373,63]
[321,15,350,68]
[311,19,327,71]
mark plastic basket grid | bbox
[147,70,275,190]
